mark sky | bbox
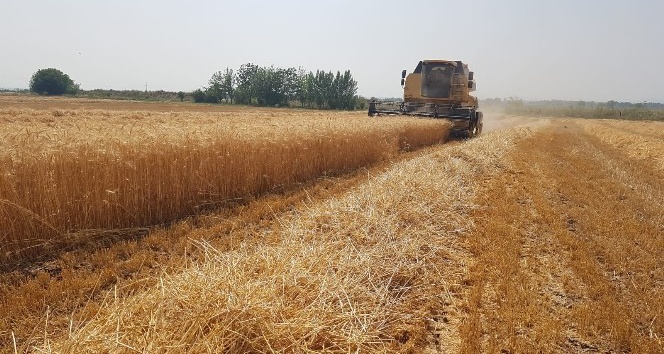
[1,0,663,102]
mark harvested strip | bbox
[460,120,663,353]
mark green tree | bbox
[221,68,235,103]
[204,88,220,103]
[294,67,308,107]
[331,70,357,110]
[304,72,316,108]
[355,95,368,110]
[207,71,225,103]
[234,63,259,104]
[192,89,205,103]
[197,64,359,110]
[281,67,299,106]
[177,91,185,102]
[311,70,334,108]
[254,66,287,106]
[29,68,78,95]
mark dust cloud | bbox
[481,109,541,132]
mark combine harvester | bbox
[369,60,483,137]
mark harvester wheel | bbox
[466,113,478,138]
[467,123,478,138]
[466,111,483,138]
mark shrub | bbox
[192,89,205,103]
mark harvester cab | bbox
[369,60,483,137]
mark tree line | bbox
[24,66,367,110]
[482,97,664,110]
[193,64,360,110]
[485,97,664,121]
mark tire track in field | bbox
[459,120,663,353]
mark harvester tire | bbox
[467,113,479,138]
[467,124,478,138]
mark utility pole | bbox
[145,82,148,93]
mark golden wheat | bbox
[576,119,664,170]
[0,107,450,263]
[40,119,543,353]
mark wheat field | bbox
[0,97,662,353]
[0,103,450,264]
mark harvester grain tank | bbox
[369,60,483,137]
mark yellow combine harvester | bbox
[369,60,483,137]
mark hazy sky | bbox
[1,0,662,102]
